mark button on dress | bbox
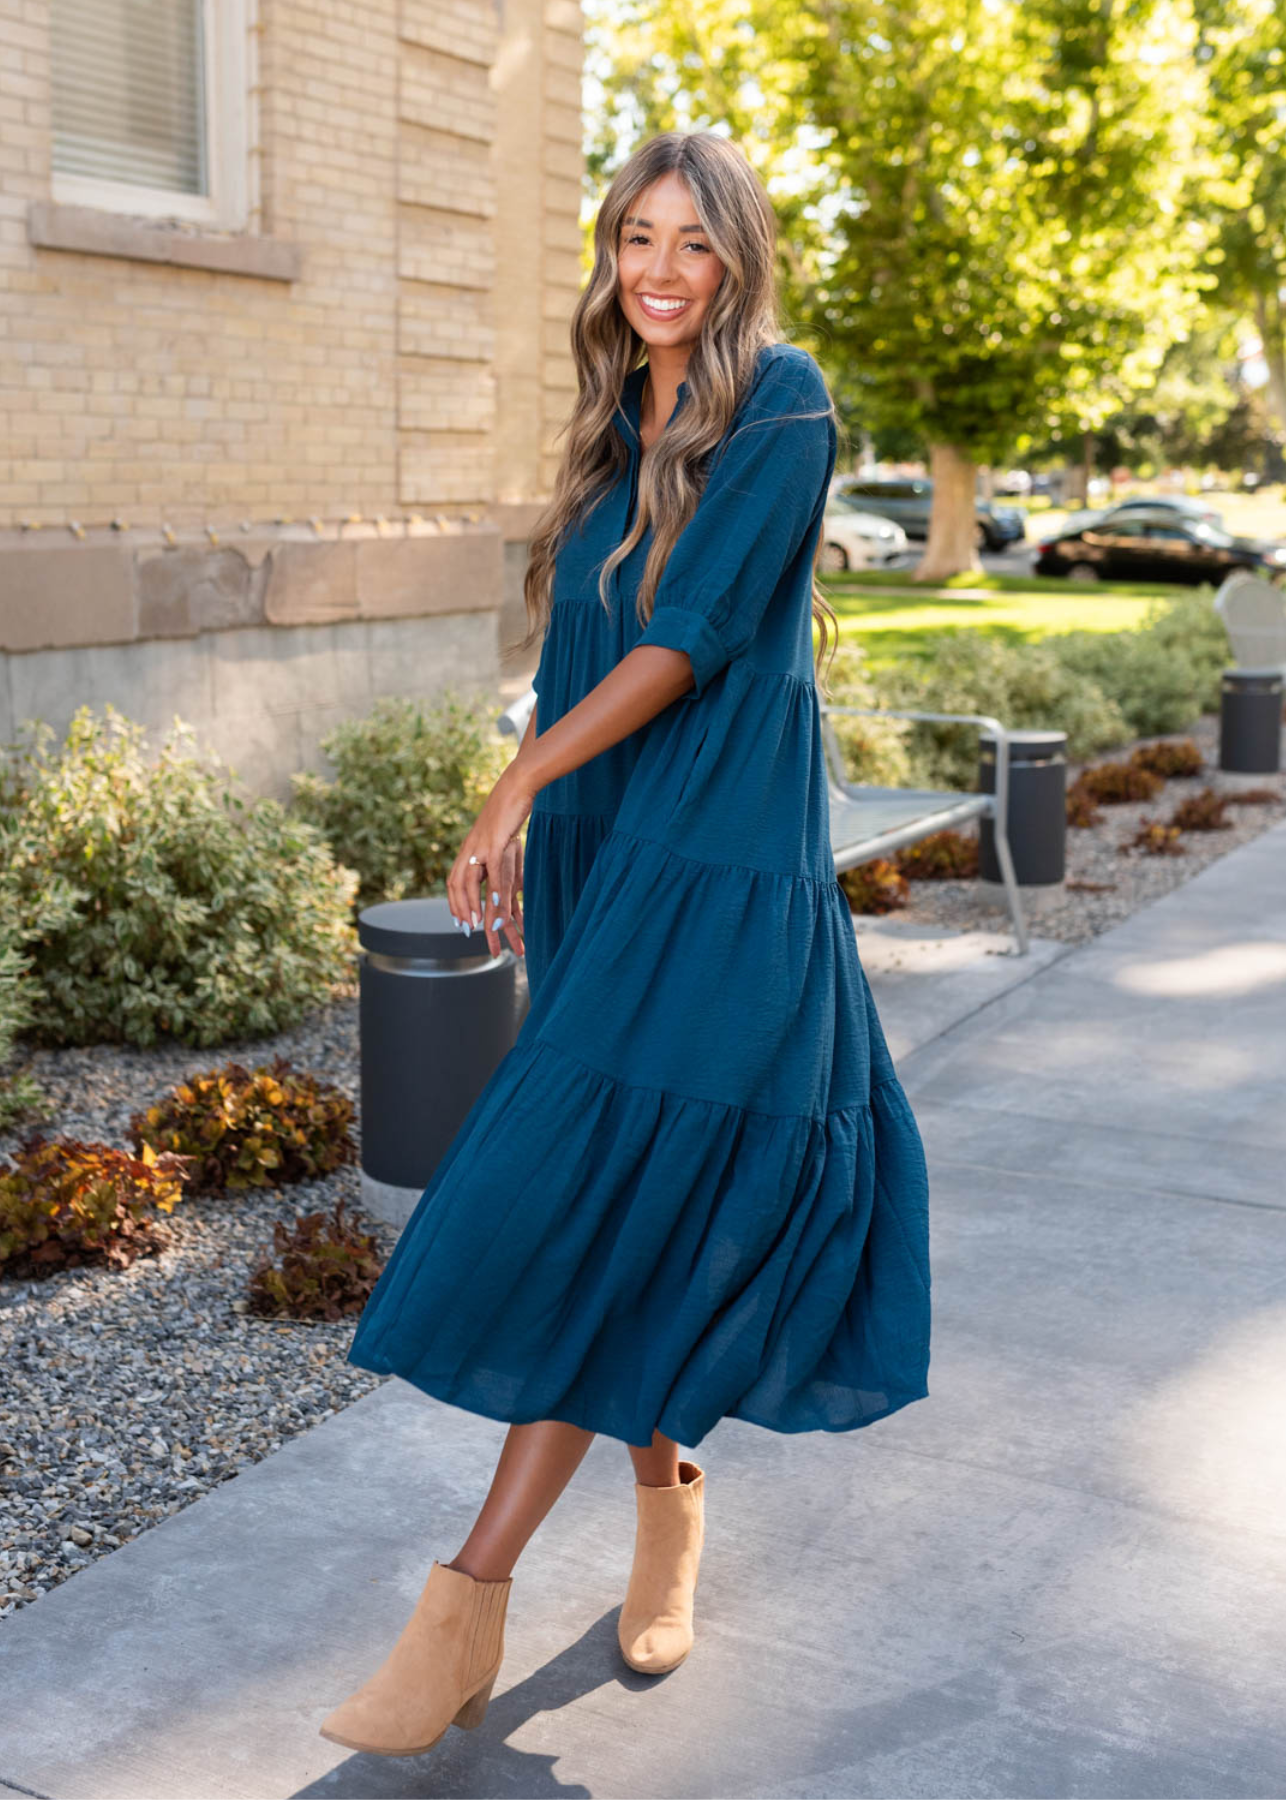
[345,342,931,1450]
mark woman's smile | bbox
[636,293,694,321]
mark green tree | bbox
[588,0,1217,576]
[1092,314,1260,472]
[1195,0,1286,444]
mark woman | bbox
[320,130,931,1761]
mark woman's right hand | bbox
[446,761,533,958]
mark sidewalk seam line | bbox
[924,1150,1286,1216]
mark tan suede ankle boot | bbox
[618,1459,705,1674]
[319,1559,511,1757]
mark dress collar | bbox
[619,362,689,449]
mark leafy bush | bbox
[1127,820,1186,857]
[132,1058,356,1194]
[248,1199,384,1322]
[1225,786,1281,805]
[872,635,1128,790]
[1137,587,1231,715]
[838,859,909,914]
[894,829,980,880]
[1053,631,1206,739]
[293,691,511,909]
[1066,786,1104,828]
[1170,787,1232,831]
[0,1137,187,1278]
[1131,738,1205,779]
[0,708,357,1048]
[818,645,929,789]
[0,927,43,1132]
[1051,588,1229,737]
[1074,761,1163,804]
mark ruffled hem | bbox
[522,817,895,1109]
[346,1035,930,1450]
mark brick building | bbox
[0,0,583,793]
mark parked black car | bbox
[831,477,1026,549]
[1095,494,1226,529]
[1035,509,1286,584]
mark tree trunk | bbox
[914,442,982,581]
[1082,429,1096,505]
[1255,289,1286,439]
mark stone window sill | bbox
[27,202,301,283]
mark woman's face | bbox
[616,173,725,352]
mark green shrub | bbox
[293,691,511,909]
[820,644,930,789]
[838,858,909,914]
[1138,586,1230,715]
[1053,629,1205,739]
[1051,588,1229,737]
[0,708,357,1048]
[0,1136,188,1278]
[248,1199,384,1322]
[873,635,1128,790]
[0,927,44,1132]
[131,1058,356,1193]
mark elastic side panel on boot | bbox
[464,1579,511,1688]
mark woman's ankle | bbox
[444,1550,513,1582]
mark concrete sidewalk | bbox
[3,834,1285,1799]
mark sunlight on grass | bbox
[825,586,1161,666]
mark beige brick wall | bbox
[0,0,584,788]
[0,0,582,537]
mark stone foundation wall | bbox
[0,525,503,798]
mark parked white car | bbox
[818,498,908,572]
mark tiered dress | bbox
[346,342,931,1450]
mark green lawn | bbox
[823,568,1188,667]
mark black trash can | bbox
[978,730,1067,887]
[358,896,520,1225]
[1219,668,1283,774]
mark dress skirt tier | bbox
[345,343,931,1449]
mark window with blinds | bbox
[51,0,209,196]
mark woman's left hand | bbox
[447,763,534,957]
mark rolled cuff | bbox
[635,605,728,700]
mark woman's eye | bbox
[623,234,709,252]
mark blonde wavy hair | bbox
[515,130,843,690]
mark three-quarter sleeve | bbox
[634,350,836,699]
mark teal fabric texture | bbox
[345,343,932,1449]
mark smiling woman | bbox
[615,180,727,442]
[321,130,931,1764]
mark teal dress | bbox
[346,342,931,1449]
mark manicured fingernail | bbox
[471,911,479,928]
[491,891,500,905]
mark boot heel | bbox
[452,1671,497,1730]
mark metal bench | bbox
[497,687,1029,955]
[820,705,1029,955]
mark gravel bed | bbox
[880,714,1286,944]
[2,715,1282,1622]
[0,995,405,1622]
